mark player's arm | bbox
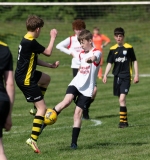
[43,29,57,56]
[101,35,111,48]
[56,37,72,55]
[102,63,112,83]
[86,50,101,63]
[133,60,139,83]
[4,70,15,131]
[37,59,59,68]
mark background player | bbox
[103,27,139,128]
[53,30,101,149]
[93,27,110,79]
[56,19,86,77]
[15,15,59,153]
[0,41,15,160]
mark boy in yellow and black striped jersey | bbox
[103,27,139,128]
[15,15,59,153]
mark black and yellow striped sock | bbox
[31,115,44,141]
[120,106,127,123]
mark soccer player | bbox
[56,19,97,119]
[102,27,139,128]
[53,29,101,149]
[0,41,15,160]
[15,15,59,153]
[93,27,110,79]
[56,19,86,77]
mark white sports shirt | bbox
[69,48,101,97]
[56,35,82,69]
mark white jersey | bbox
[69,48,101,97]
[56,35,82,69]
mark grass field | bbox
[1,19,150,160]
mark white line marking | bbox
[3,119,102,135]
[90,119,102,126]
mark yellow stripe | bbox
[24,53,35,85]
[31,134,38,140]
[120,112,127,115]
[120,116,127,119]
[32,127,41,132]
[129,61,133,81]
[33,118,43,124]
[0,41,7,46]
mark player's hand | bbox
[4,115,12,131]
[86,57,93,63]
[133,75,139,84]
[102,76,107,83]
[50,29,57,39]
[50,61,59,68]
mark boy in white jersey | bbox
[53,30,101,149]
[56,19,97,119]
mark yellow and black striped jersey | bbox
[0,41,13,101]
[107,43,137,78]
[15,33,45,85]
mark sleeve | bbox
[130,47,137,61]
[32,39,45,54]
[107,50,114,64]
[56,37,72,55]
[5,48,13,71]
[102,34,110,43]
[94,50,101,64]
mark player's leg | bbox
[30,71,50,115]
[118,78,130,128]
[26,99,47,153]
[0,101,10,160]
[71,94,91,149]
[0,138,7,160]
[83,85,97,119]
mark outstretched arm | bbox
[37,59,59,68]
[133,60,139,83]
[102,63,112,83]
[43,29,57,56]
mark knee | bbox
[119,97,125,104]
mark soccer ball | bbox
[44,108,57,125]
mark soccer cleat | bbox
[29,108,37,116]
[70,143,77,149]
[26,138,40,153]
[118,122,129,128]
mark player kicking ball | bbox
[53,29,101,149]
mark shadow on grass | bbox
[59,141,148,151]
[95,114,119,119]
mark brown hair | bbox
[26,15,44,31]
[114,27,125,36]
[93,27,99,31]
[78,29,93,42]
[72,19,86,30]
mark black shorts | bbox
[113,76,131,96]
[0,101,10,138]
[16,70,43,102]
[66,85,91,110]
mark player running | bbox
[15,15,59,153]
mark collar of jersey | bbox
[24,33,34,40]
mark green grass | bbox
[3,67,150,160]
[1,19,150,159]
